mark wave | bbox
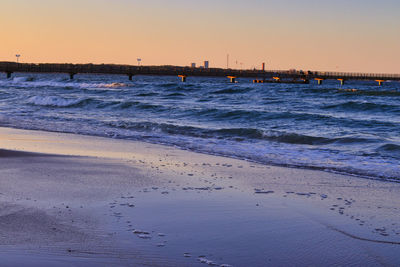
[376,144,400,160]
[188,107,399,130]
[27,96,90,107]
[323,101,399,112]
[193,108,266,121]
[211,87,253,94]
[108,121,376,146]
[213,129,375,145]
[12,77,35,82]
[160,82,180,88]
[378,144,400,152]
[136,92,159,97]
[114,101,167,111]
[102,82,128,88]
[260,132,374,145]
[338,89,400,97]
[1,77,129,90]
[0,90,10,97]
[166,92,186,97]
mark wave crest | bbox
[27,96,89,107]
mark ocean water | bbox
[0,73,399,180]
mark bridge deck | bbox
[1,62,399,82]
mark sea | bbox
[0,73,399,181]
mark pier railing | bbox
[311,71,400,80]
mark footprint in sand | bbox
[133,230,150,234]
[254,189,274,194]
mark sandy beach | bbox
[1,126,400,266]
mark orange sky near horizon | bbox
[1,0,399,73]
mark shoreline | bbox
[1,126,400,266]
[1,125,397,183]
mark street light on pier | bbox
[16,54,21,63]
[137,58,142,66]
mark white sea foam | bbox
[102,82,128,88]
[12,77,31,82]
[1,77,128,90]
[27,96,86,107]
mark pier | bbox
[1,62,399,86]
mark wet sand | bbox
[0,126,400,266]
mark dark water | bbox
[0,73,399,180]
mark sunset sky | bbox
[1,0,399,73]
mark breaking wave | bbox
[28,96,90,107]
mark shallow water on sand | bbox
[105,188,400,267]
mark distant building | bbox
[204,61,209,69]
[191,63,196,68]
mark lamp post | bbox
[16,54,21,63]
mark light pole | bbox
[137,58,142,66]
[16,54,21,63]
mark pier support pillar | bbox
[6,72,13,79]
[338,79,345,86]
[178,75,187,82]
[227,76,237,83]
[128,74,134,81]
[69,73,76,80]
[376,80,384,86]
[315,78,324,85]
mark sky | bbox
[1,0,399,73]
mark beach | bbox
[1,126,399,266]
[2,0,400,265]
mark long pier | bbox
[1,61,399,86]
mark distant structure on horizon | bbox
[189,61,209,69]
